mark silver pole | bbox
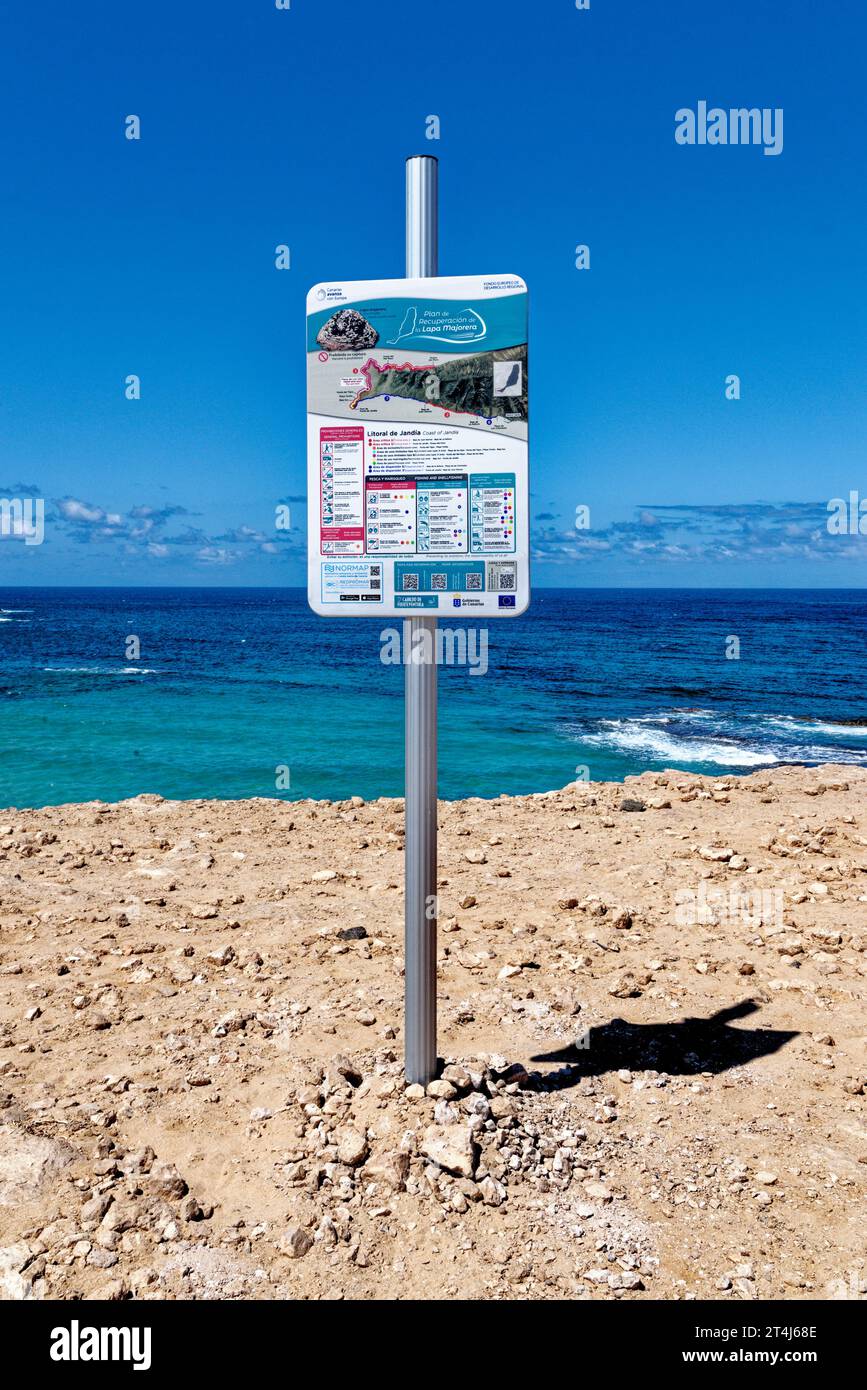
[404,155,438,1086]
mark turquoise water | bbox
[1,587,866,808]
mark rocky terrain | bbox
[356,346,529,422]
[0,764,865,1301]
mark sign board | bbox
[306,275,529,617]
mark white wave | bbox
[43,666,158,675]
[766,715,867,739]
[585,723,778,767]
[596,715,672,728]
[783,742,867,764]
[598,708,716,730]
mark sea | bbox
[1,587,866,809]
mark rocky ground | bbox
[0,764,865,1301]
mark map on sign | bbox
[306,275,529,618]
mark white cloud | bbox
[196,546,237,565]
[57,497,106,524]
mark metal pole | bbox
[404,155,438,1086]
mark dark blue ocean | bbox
[1,587,866,809]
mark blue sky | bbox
[1,0,865,586]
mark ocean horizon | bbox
[2,585,866,809]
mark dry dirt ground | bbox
[0,764,865,1302]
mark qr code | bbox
[465,572,482,590]
[431,573,447,590]
[488,562,517,591]
[369,565,381,578]
[402,573,419,591]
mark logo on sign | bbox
[389,304,487,346]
